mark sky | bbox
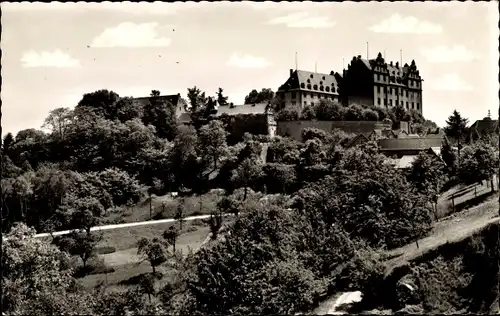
[2,1,498,136]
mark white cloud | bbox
[369,14,442,34]
[430,73,473,91]
[267,12,335,29]
[21,50,81,68]
[226,53,271,68]
[91,22,171,48]
[421,45,478,63]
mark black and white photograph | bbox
[1,1,499,315]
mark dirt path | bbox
[312,195,499,315]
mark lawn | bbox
[101,190,224,224]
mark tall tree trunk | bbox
[152,264,156,274]
[244,186,248,201]
[148,293,151,304]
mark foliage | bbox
[163,226,180,252]
[142,90,179,140]
[187,86,207,113]
[137,237,169,274]
[445,110,469,163]
[441,139,457,175]
[244,88,274,104]
[216,87,228,105]
[457,141,499,186]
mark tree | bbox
[209,211,224,240]
[139,273,157,304]
[231,158,264,200]
[56,231,100,269]
[444,110,469,165]
[244,88,274,104]
[163,226,179,252]
[2,132,14,155]
[76,89,121,119]
[143,90,178,140]
[441,138,457,176]
[407,152,447,215]
[175,200,186,230]
[197,120,228,170]
[41,107,73,140]
[216,87,228,106]
[458,142,499,192]
[187,86,207,113]
[2,223,82,314]
[137,237,168,274]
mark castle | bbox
[276,52,424,115]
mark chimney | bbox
[330,71,334,75]
[390,61,393,66]
[396,62,399,68]
[357,55,361,59]
[290,69,294,76]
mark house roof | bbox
[278,70,340,95]
[428,147,441,157]
[346,133,369,148]
[215,103,269,116]
[378,137,444,151]
[133,94,183,108]
[469,119,499,138]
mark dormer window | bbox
[313,85,318,90]
[319,81,323,85]
[322,76,325,80]
[332,87,336,93]
[310,74,314,79]
[300,83,305,88]
[320,86,324,91]
[307,84,312,89]
[325,86,330,92]
[307,79,311,83]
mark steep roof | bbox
[215,103,269,116]
[469,119,499,138]
[378,137,445,151]
[278,70,340,95]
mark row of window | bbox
[299,82,337,93]
[377,98,420,110]
[376,86,420,98]
[375,74,420,88]
[291,91,336,100]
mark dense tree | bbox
[76,89,121,119]
[216,87,228,105]
[231,158,264,200]
[2,132,15,154]
[163,226,180,252]
[2,223,90,314]
[187,86,207,113]
[444,110,469,165]
[407,152,448,215]
[143,90,179,140]
[244,88,274,104]
[115,97,144,122]
[441,139,457,176]
[197,120,228,170]
[458,141,499,191]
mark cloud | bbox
[226,53,271,68]
[421,45,478,63]
[267,12,335,28]
[21,50,81,68]
[91,22,171,48]
[430,73,473,91]
[369,14,442,34]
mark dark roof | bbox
[132,94,182,107]
[278,70,340,95]
[378,137,445,151]
[469,119,499,138]
[346,134,369,148]
[215,103,269,116]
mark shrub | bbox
[95,246,116,255]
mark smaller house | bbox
[466,118,499,143]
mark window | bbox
[377,98,381,105]
[291,91,296,99]
[417,103,420,110]
[384,86,387,93]
[412,102,414,109]
[384,99,387,105]
[377,74,380,81]
[300,83,305,89]
[389,99,393,107]
[307,84,312,89]
[400,88,403,95]
[406,90,409,97]
[406,102,409,108]
[326,86,330,92]
[304,101,307,107]
[377,86,381,93]
[401,101,403,106]
[313,85,318,90]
